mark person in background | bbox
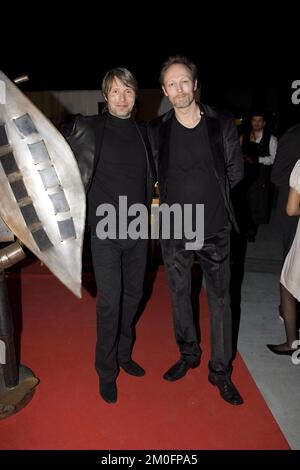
[267,123,300,355]
[239,113,277,242]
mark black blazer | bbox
[147,104,244,232]
[63,113,155,209]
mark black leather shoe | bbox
[266,344,296,356]
[163,359,200,382]
[99,380,117,404]
[208,374,244,405]
[120,360,145,377]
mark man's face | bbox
[251,116,265,131]
[106,76,136,118]
[162,63,197,109]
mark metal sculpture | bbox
[0,71,86,418]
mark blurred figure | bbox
[267,123,300,355]
[271,123,300,260]
[267,159,300,354]
[240,113,277,241]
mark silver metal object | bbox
[0,70,86,298]
[0,216,14,242]
[0,241,25,270]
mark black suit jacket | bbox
[147,104,244,232]
[63,113,155,209]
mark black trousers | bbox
[91,235,148,382]
[160,228,232,375]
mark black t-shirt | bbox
[88,113,147,227]
[166,115,227,238]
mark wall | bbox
[26,89,166,127]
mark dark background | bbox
[1,12,300,135]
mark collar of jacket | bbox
[157,104,225,180]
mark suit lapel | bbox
[158,118,172,180]
[205,114,225,179]
[94,115,106,174]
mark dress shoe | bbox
[99,380,117,404]
[163,359,200,382]
[208,374,244,405]
[120,360,145,377]
[266,344,296,356]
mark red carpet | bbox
[0,262,289,450]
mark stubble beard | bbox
[173,94,193,109]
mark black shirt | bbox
[167,115,226,238]
[88,113,147,227]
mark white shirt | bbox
[254,134,278,165]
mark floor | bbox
[1,207,299,449]
[239,210,300,449]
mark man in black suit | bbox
[64,68,154,403]
[148,55,244,405]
